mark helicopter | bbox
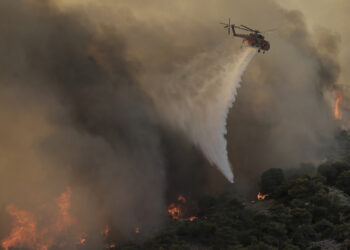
[220,18,274,53]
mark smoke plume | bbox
[0,0,346,248]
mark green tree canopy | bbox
[260,168,285,194]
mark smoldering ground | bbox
[0,0,345,247]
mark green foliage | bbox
[334,223,350,242]
[116,165,350,250]
[313,219,335,239]
[274,176,328,204]
[336,170,350,195]
[198,195,217,216]
[341,206,350,223]
[260,168,285,194]
[290,224,318,248]
[290,208,312,226]
[281,244,300,250]
[318,161,350,185]
[247,242,278,250]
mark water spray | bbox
[147,47,257,182]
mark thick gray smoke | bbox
[0,0,168,246]
[0,0,346,248]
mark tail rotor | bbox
[220,18,232,35]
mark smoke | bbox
[0,0,168,245]
[0,0,346,247]
[145,46,257,182]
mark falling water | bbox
[146,46,257,182]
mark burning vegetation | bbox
[167,195,198,222]
[1,187,122,250]
[257,192,268,200]
[334,91,343,120]
[1,187,80,250]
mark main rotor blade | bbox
[261,28,277,33]
[240,24,256,31]
[234,25,251,32]
[240,24,259,32]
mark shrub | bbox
[260,168,285,194]
[336,170,350,195]
[290,208,312,226]
[291,224,318,248]
[313,219,335,239]
[318,161,350,185]
[334,223,350,242]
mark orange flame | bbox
[168,203,182,220]
[1,205,40,250]
[102,224,110,237]
[135,227,140,234]
[257,192,268,200]
[334,91,343,120]
[79,232,88,245]
[105,243,116,249]
[1,186,79,250]
[177,195,187,203]
[167,195,197,222]
[188,216,197,222]
[56,186,74,231]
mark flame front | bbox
[1,186,81,250]
[167,195,197,222]
[56,187,74,231]
[334,91,343,120]
[1,205,40,250]
[168,203,182,220]
[257,192,268,200]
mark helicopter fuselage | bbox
[232,26,270,52]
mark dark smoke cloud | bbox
[0,0,169,244]
[0,0,345,247]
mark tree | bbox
[247,242,278,250]
[290,208,312,226]
[313,219,335,239]
[285,163,316,179]
[260,168,285,194]
[318,161,350,185]
[336,170,350,195]
[291,224,317,248]
[334,224,350,242]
